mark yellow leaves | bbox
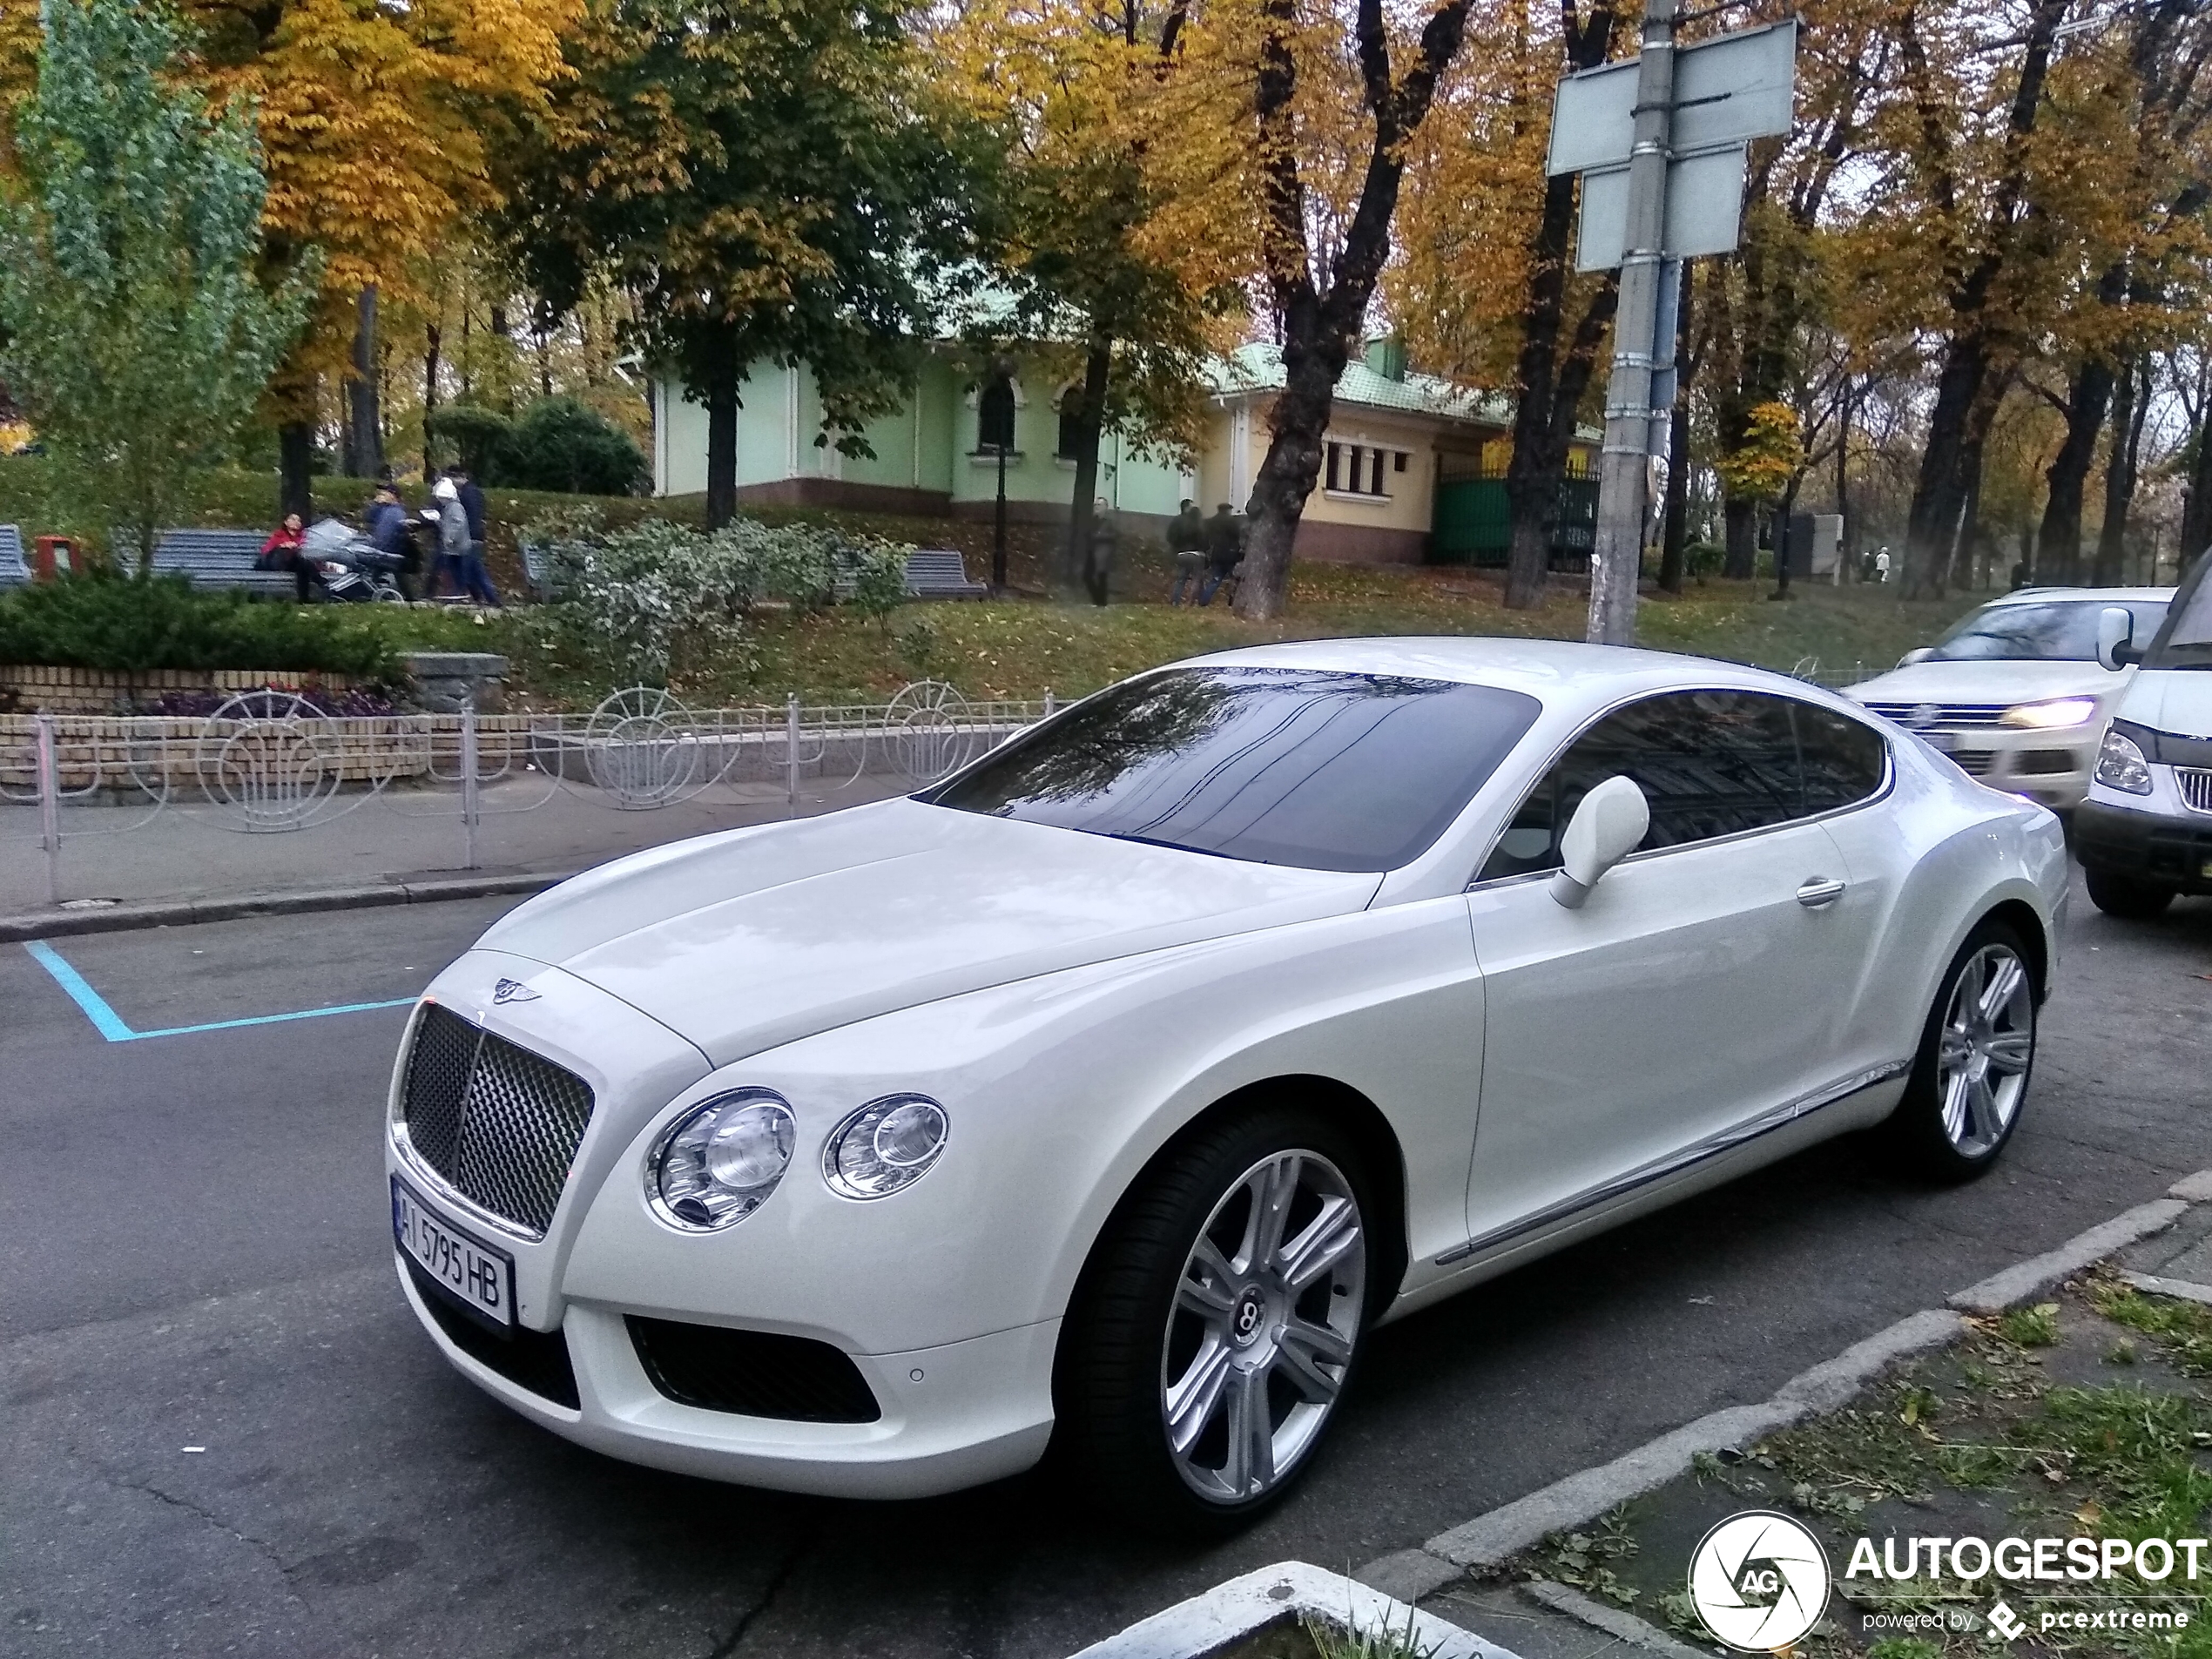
[1717,401,1803,503]
[170,0,580,369]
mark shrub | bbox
[0,568,398,676]
[522,512,908,687]
[493,398,647,496]
[425,404,513,478]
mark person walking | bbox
[428,476,470,600]
[1197,502,1244,606]
[1873,547,1892,584]
[447,465,502,607]
[1083,498,1117,607]
[258,511,310,603]
[1166,498,1206,605]
[363,482,418,600]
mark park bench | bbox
[129,529,298,597]
[0,525,28,590]
[900,549,987,600]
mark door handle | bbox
[1797,876,1846,908]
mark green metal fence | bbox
[1431,471,1599,569]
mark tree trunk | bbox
[1657,262,1696,596]
[1772,482,1800,599]
[703,326,739,530]
[1237,322,1345,619]
[1902,332,1986,597]
[1501,172,1580,612]
[279,419,314,524]
[422,320,442,480]
[345,287,381,478]
[2038,356,2114,587]
[1954,437,1984,590]
[2094,356,2137,587]
[1723,496,1757,579]
[1834,377,1856,582]
[2184,402,2212,570]
[1062,339,1112,599]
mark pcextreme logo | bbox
[1689,1512,1831,1652]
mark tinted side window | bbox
[1798,705,1888,813]
[1476,691,1870,882]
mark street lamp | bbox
[979,356,1017,596]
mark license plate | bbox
[392,1176,514,1331]
[1916,730,1960,753]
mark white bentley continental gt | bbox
[386,638,2068,1526]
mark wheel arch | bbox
[1061,1072,1413,1331]
[1978,897,2052,1002]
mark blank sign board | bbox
[1575,145,1748,270]
[1547,19,1797,176]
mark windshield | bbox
[921,666,1542,872]
[1928,598,2169,663]
[2143,553,2212,669]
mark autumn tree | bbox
[502,0,973,529]
[1227,0,1487,619]
[937,0,1246,594]
[0,0,314,567]
[179,0,577,513]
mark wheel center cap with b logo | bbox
[1231,1288,1269,1347]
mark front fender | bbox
[559,895,1483,1356]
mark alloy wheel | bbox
[1160,1150,1365,1505]
[1935,943,2034,1157]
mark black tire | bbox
[1055,1104,1374,1533]
[2085,867,2175,921]
[1885,919,2039,1183]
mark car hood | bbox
[477,798,1382,1065]
[1848,658,2128,710]
[2116,670,2212,738]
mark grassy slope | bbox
[2,459,1984,705]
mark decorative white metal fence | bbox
[0,682,1051,907]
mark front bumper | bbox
[1913,725,2101,808]
[397,1255,1057,1497]
[2074,799,2212,895]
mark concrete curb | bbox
[1357,1175,2212,1599]
[1521,1579,1714,1659]
[1946,1197,2187,1314]
[2121,1271,2212,1307]
[1066,1561,1503,1659]
[0,871,571,941]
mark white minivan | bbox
[2076,553,2212,917]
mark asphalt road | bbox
[3,878,2209,1659]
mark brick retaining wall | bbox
[0,664,361,714]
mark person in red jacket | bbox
[259,512,310,602]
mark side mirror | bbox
[2096,606,2140,671]
[1551,775,1651,910]
[1898,647,1934,667]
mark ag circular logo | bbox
[1688,1511,1831,1652]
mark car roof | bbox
[1167,635,1826,702]
[1979,586,2175,604]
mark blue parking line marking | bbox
[24,940,415,1042]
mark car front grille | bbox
[2178,768,2212,814]
[1952,749,1996,777]
[1864,701,2009,727]
[398,1002,595,1238]
[627,1317,882,1423]
[2017,748,2081,776]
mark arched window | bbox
[1055,384,1087,461]
[977,379,1016,453]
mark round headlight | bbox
[648,1089,796,1231]
[824,1095,948,1199]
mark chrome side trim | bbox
[1432,1059,1912,1266]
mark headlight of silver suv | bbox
[648,1089,797,1230]
[824,1095,949,1199]
[2094,727,2153,795]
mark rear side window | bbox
[923,666,1543,873]
[1478,690,1888,882]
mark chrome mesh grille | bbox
[1864,701,2009,728]
[398,1002,594,1237]
[1952,749,1996,776]
[2179,768,2212,814]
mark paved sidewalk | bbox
[0,771,910,921]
